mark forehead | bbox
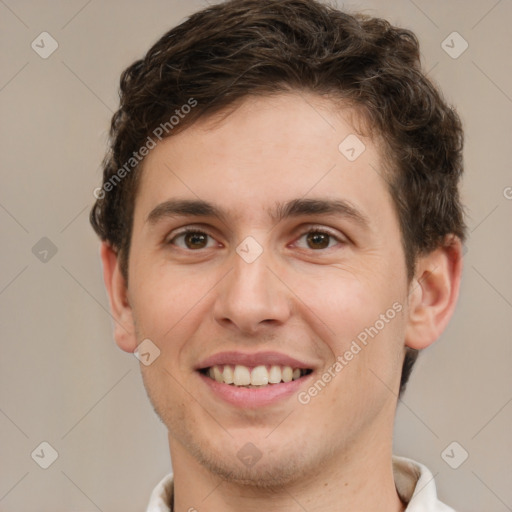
[134,92,393,229]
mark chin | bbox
[144,379,334,488]
[176,428,331,490]
[194,447,308,489]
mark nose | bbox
[212,246,291,335]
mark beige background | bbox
[1,0,511,510]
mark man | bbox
[90,0,465,510]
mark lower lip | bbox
[198,372,313,408]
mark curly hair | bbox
[90,0,466,395]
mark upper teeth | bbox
[207,364,304,387]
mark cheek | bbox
[289,265,401,343]
[290,264,406,389]
[128,262,215,351]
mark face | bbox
[123,93,411,485]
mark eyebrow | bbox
[146,197,370,229]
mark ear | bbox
[100,242,138,353]
[405,235,463,350]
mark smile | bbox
[200,364,313,388]
[195,351,317,406]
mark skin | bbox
[101,92,462,511]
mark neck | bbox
[169,428,405,512]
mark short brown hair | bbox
[90,0,466,395]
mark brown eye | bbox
[306,231,331,249]
[184,232,208,249]
[294,227,344,251]
[169,230,216,250]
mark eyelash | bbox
[167,226,345,251]
[293,227,344,250]
[168,228,219,250]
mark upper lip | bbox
[195,351,315,370]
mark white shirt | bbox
[146,456,455,511]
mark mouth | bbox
[195,351,317,407]
[199,364,313,388]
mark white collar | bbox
[146,456,455,511]
[393,456,455,511]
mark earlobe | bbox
[99,242,138,353]
[404,235,463,350]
